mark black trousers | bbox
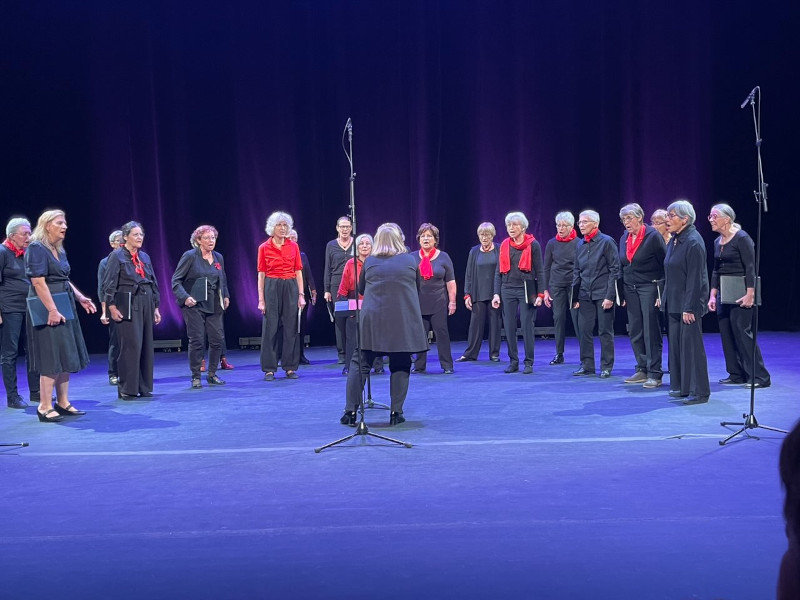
[624,282,663,378]
[462,299,501,360]
[260,277,300,373]
[107,320,120,376]
[577,299,614,372]
[346,351,411,413]
[550,284,579,354]
[0,310,39,401]
[414,309,453,371]
[344,315,383,371]
[717,303,770,385]
[667,312,710,397]
[117,290,155,395]
[501,286,536,368]
[184,305,224,378]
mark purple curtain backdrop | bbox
[3,0,799,351]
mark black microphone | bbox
[740,87,758,109]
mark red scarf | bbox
[625,225,647,262]
[131,251,145,279]
[3,239,24,258]
[499,234,535,273]
[583,228,600,243]
[556,229,577,243]
[419,248,435,280]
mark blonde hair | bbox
[31,209,66,250]
[373,223,407,257]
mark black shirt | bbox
[663,224,709,316]
[0,244,31,313]
[102,247,161,308]
[543,236,579,290]
[618,227,667,287]
[572,231,620,302]
[711,229,756,290]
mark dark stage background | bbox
[3,0,799,352]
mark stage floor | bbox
[2,332,796,599]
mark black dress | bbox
[24,241,90,375]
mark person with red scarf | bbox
[337,233,383,376]
[491,212,544,374]
[571,210,620,378]
[618,203,666,388]
[542,211,580,366]
[103,221,162,399]
[412,223,456,374]
[0,217,40,408]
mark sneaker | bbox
[624,371,648,384]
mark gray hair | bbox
[666,200,696,226]
[554,211,575,227]
[355,233,374,247]
[504,211,529,230]
[6,217,31,238]
[265,211,294,236]
[579,210,600,225]
[650,209,668,223]
[711,203,737,223]
[477,222,496,237]
[108,229,123,244]
[619,203,644,221]
[372,223,407,257]
[287,229,298,241]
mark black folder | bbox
[113,292,133,321]
[189,278,208,302]
[27,292,75,326]
[523,280,538,305]
[720,275,761,305]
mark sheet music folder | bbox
[189,278,208,302]
[720,275,761,305]
[27,292,76,326]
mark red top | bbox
[257,238,302,279]
[337,258,364,299]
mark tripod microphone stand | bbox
[0,441,29,452]
[315,118,411,453]
[720,86,786,445]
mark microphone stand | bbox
[315,118,411,453]
[720,86,786,445]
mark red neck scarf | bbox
[419,248,436,280]
[583,228,600,243]
[499,234,535,273]
[131,250,145,279]
[3,239,24,258]
[625,225,647,262]
[556,229,577,243]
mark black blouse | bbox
[102,247,160,308]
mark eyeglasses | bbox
[667,212,680,219]
[577,220,593,225]
[12,231,32,237]
[478,232,493,238]
[620,216,637,223]
[707,214,723,221]
[337,225,352,230]
[200,235,217,240]
[651,221,666,227]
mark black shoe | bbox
[108,375,119,385]
[37,409,64,423]
[455,356,475,362]
[443,369,454,374]
[668,390,689,398]
[411,366,426,374]
[504,364,519,373]
[191,377,202,389]
[53,403,86,416]
[599,370,611,379]
[299,356,310,365]
[682,395,710,405]
[7,396,28,409]
[207,374,226,385]
[264,372,275,382]
[389,411,406,426]
[342,367,349,376]
[523,365,533,374]
[743,381,770,389]
[572,367,595,376]
[719,377,744,385]
[118,389,139,400]
[489,355,500,362]
[139,392,154,398]
[549,353,564,365]
[340,410,357,426]
[337,356,345,364]
[286,371,299,380]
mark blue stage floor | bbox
[1,332,796,599]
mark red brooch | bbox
[214,262,221,270]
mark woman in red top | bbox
[337,233,383,376]
[257,211,305,381]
